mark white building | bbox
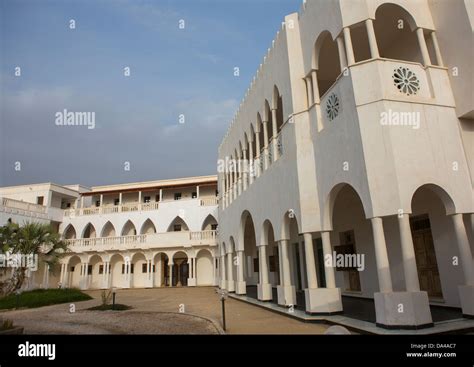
[216,0,473,330]
[0,175,219,291]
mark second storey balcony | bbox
[64,229,217,253]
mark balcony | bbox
[64,197,218,217]
[64,230,217,253]
[0,197,49,219]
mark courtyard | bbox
[1,287,329,334]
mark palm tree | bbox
[0,222,68,296]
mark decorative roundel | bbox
[326,93,340,121]
[393,67,420,95]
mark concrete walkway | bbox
[85,287,329,334]
[1,287,328,334]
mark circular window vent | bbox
[326,93,340,121]
[393,67,420,95]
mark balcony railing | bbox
[64,230,217,252]
[199,197,218,206]
[1,197,47,214]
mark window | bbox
[87,265,92,275]
[153,265,156,273]
[99,265,104,274]
[215,190,219,197]
[114,198,120,206]
[70,266,75,272]
[192,192,197,199]
[253,258,259,272]
[142,263,148,273]
[130,264,134,274]
[66,202,71,208]
[95,200,100,207]
[144,196,151,203]
[174,193,182,200]
[211,224,218,230]
[155,194,160,202]
[121,264,134,273]
[36,196,44,205]
[174,224,182,232]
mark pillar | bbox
[430,32,444,66]
[365,18,379,58]
[220,254,227,289]
[416,28,431,66]
[298,242,307,289]
[303,233,318,289]
[169,263,173,287]
[371,217,392,292]
[59,263,66,288]
[235,250,246,294]
[249,137,254,184]
[336,36,348,72]
[257,245,272,300]
[452,214,474,285]
[226,252,235,292]
[343,27,355,66]
[255,130,261,177]
[277,240,296,306]
[271,108,279,161]
[321,231,336,288]
[398,214,420,292]
[311,70,320,103]
[305,76,313,107]
[262,120,269,169]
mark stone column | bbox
[248,137,254,184]
[343,27,355,66]
[365,19,379,58]
[305,76,313,107]
[220,254,227,289]
[398,214,421,292]
[298,242,307,289]
[271,108,279,161]
[452,214,474,285]
[255,130,261,177]
[277,240,296,306]
[262,120,269,169]
[321,231,336,288]
[416,28,431,66]
[430,32,443,66]
[371,217,393,292]
[235,250,246,294]
[242,149,248,191]
[336,36,348,72]
[257,245,272,300]
[169,263,173,287]
[303,233,318,289]
[226,252,235,292]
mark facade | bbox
[216,0,473,329]
[0,175,219,291]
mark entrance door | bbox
[410,215,443,298]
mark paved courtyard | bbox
[2,287,329,334]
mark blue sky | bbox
[0,0,298,187]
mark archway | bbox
[89,254,103,289]
[167,216,189,232]
[410,184,458,301]
[132,252,147,288]
[314,31,341,97]
[196,249,213,286]
[82,223,96,239]
[68,256,82,288]
[110,253,125,288]
[63,224,76,239]
[140,219,157,235]
[154,253,169,287]
[121,220,137,236]
[172,251,189,286]
[374,3,421,63]
[241,211,258,292]
[101,221,116,237]
[201,214,218,231]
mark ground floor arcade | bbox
[218,184,474,329]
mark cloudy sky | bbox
[0,0,297,187]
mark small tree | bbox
[0,222,68,296]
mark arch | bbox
[314,30,341,97]
[196,249,213,286]
[167,216,189,232]
[101,221,116,237]
[88,254,104,289]
[323,183,369,230]
[81,223,96,239]
[121,220,137,236]
[410,184,456,215]
[140,218,157,234]
[153,252,170,287]
[374,3,422,63]
[201,214,218,231]
[67,255,82,288]
[110,253,126,288]
[240,211,258,285]
[172,251,189,287]
[63,224,76,239]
